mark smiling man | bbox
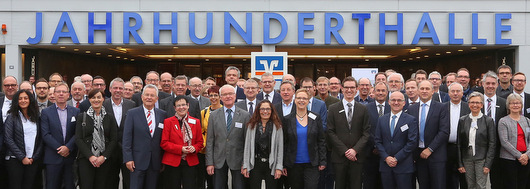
[159,75,201,119]
[235,78,261,116]
[225,66,246,102]
[257,72,281,105]
[188,77,211,110]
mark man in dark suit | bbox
[429,71,450,103]
[159,75,201,119]
[315,76,341,108]
[35,79,54,112]
[206,85,251,189]
[275,81,296,118]
[103,77,137,189]
[511,72,530,118]
[41,83,80,189]
[404,79,420,110]
[327,76,371,189]
[406,80,450,189]
[235,78,261,116]
[188,77,211,110]
[256,72,282,105]
[480,71,507,189]
[132,71,171,107]
[445,82,471,189]
[0,76,18,187]
[122,84,168,189]
[374,91,418,189]
[225,66,246,102]
[364,82,390,189]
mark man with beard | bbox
[66,81,85,109]
[457,68,474,102]
[496,65,513,98]
[35,78,53,112]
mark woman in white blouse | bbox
[4,89,43,189]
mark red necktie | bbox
[76,101,79,108]
[147,111,153,134]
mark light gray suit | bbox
[205,106,250,189]
[188,94,211,110]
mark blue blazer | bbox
[366,101,391,152]
[406,100,449,162]
[40,104,80,164]
[256,91,282,105]
[122,107,167,171]
[374,112,418,173]
[310,98,328,131]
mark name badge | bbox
[71,116,76,122]
[158,123,164,129]
[235,122,243,128]
[188,119,196,124]
[401,124,409,132]
[526,108,530,114]
[339,110,345,114]
[308,113,317,120]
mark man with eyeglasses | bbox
[81,74,93,99]
[327,76,371,189]
[35,78,53,112]
[387,73,406,96]
[329,77,343,100]
[123,82,135,100]
[206,84,250,189]
[41,82,80,189]
[457,68,474,102]
[235,78,261,116]
[78,76,108,112]
[511,72,530,118]
[66,81,85,109]
[130,76,144,94]
[132,71,171,107]
[257,72,281,105]
[103,77,136,189]
[0,76,18,187]
[188,77,211,110]
[48,72,63,88]
[355,78,374,105]
[496,65,514,99]
[429,71,450,103]
[160,75,201,119]
[443,82,470,189]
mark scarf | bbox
[87,106,106,157]
[176,113,193,146]
[468,112,483,156]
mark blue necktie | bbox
[391,115,397,137]
[226,109,232,132]
[420,104,427,143]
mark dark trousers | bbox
[416,158,446,189]
[318,151,334,189]
[250,160,277,189]
[78,157,113,189]
[288,163,319,189]
[121,163,131,189]
[197,153,213,189]
[6,158,41,189]
[45,161,75,189]
[500,158,530,189]
[334,161,363,189]
[446,143,467,189]
[213,162,244,189]
[380,171,413,189]
[164,160,197,189]
[109,155,129,189]
[490,158,502,189]
[363,152,382,189]
[130,162,160,189]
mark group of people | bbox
[0,64,527,189]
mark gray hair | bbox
[387,73,404,83]
[130,76,143,85]
[261,72,273,79]
[482,71,498,82]
[142,84,159,97]
[110,77,125,88]
[467,91,484,102]
[358,77,372,86]
[225,66,241,77]
[174,75,189,84]
[506,93,523,113]
[417,80,434,88]
[280,80,296,90]
[219,84,235,95]
[374,81,390,92]
[244,78,258,87]
[428,71,442,79]
[448,82,463,91]
[73,76,82,82]
[70,81,86,90]
[145,71,160,79]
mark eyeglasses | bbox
[221,92,235,97]
[260,108,271,112]
[457,75,470,79]
[244,87,257,90]
[513,79,526,83]
[262,81,274,84]
[468,101,482,105]
[429,78,441,81]
[175,104,188,108]
[146,79,159,83]
[3,84,17,88]
[36,87,48,90]
[190,84,202,88]
[132,82,142,85]
[93,83,106,87]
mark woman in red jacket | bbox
[161,95,204,189]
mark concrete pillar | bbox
[261,44,275,52]
[516,45,530,93]
[5,44,22,81]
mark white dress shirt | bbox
[389,111,403,133]
[2,98,12,122]
[264,91,275,102]
[143,106,156,137]
[342,99,355,120]
[112,98,124,127]
[449,101,461,143]
[245,99,257,112]
[20,112,37,158]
